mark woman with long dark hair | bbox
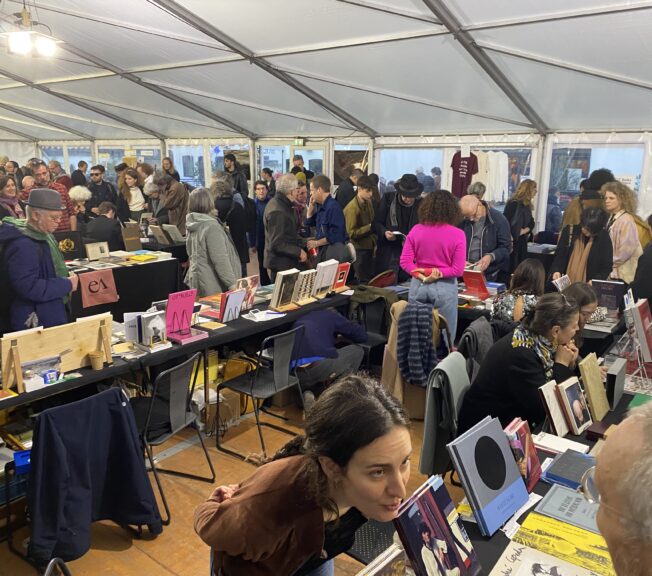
[504,179,537,271]
[459,293,579,432]
[195,376,412,576]
[119,168,146,222]
[400,190,466,339]
[491,258,545,323]
[0,175,24,219]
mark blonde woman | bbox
[603,181,642,283]
[504,179,537,271]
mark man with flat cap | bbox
[1,188,79,332]
[372,173,423,281]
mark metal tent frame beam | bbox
[421,0,549,134]
[150,0,378,138]
[60,43,256,139]
[0,101,95,140]
[0,66,167,140]
[0,125,38,142]
[334,0,440,25]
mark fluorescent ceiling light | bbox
[8,31,32,55]
[35,35,56,57]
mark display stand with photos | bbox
[1,313,113,393]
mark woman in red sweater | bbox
[400,190,466,341]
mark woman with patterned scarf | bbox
[458,293,580,433]
[0,175,25,220]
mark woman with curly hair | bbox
[504,179,537,271]
[603,181,642,283]
[400,190,466,339]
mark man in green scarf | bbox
[2,188,78,332]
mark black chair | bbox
[130,352,215,525]
[217,325,305,461]
[357,298,389,371]
[44,558,73,576]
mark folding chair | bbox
[216,325,305,461]
[130,352,215,525]
[367,269,397,288]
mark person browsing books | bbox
[305,175,349,264]
[194,376,412,576]
[458,293,579,433]
[491,258,545,324]
[400,190,466,341]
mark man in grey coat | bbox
[263,174,307,280]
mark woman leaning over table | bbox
[194,375,412,576]
[400,189,466,340]
[603,181,642,284]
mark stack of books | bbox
[504,417,541,492]
[539,377,593,436]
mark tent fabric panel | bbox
[267,34,530,123]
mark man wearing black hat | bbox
[1,188,78,332]
[561,168,613,229]
[372,174,423,281]
[223,153,249,198]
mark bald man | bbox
[594,403,652,575]
[459,194,512,281]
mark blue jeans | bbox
[408,277,458,344]
[303,560,334,576]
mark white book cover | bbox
[270,268,299,308]
[538,380,570,437]
[162,224,186,242]
[222,289,246,322]
[292,269,317,303]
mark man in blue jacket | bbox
[459,194,512,282]
[2,188,78,332]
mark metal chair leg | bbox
[145,442,171,526]
[252,400,267,457]
[195,426,216,483]
[153,426,217,484]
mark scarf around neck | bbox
[2,217,68,279]
[0,196,24,218]
[512,325,556,380]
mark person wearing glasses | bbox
[458,193,512,282]
[86,165,118,216]
[1,188,79,332]
[458,293,579,433]
[582,402,652,576]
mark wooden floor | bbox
[0,404,464,576]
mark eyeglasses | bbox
[90,172,102,177]
[578,466,600,504]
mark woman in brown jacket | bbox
[194,376,412,576]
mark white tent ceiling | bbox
[0,0,651,141]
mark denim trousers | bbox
[408,277,458,343]
[303,560,334,576]
[297,345,365,392]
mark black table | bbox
[144,239,188,263]
[70,259,181,322]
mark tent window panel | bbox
[257,145,290,179]
[40,145,64,166]
[377,148,444,194]
[97,147,126,183]
[210,144,250,181]
[68,146,91,176]
[169,145,204,188]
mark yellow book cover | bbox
[513,513,614,575]
[129,254,158,262]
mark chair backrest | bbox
[367,269,397,288]
[361,298,388,335]
[257,325,304,393]
[150,352,202,434]
[434,351,471,425]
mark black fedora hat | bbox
[395,173,423,197]
[25,188,65,211]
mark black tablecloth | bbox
[70,259,181,322]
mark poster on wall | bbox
[333,150,368,185]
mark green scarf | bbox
[2,217,69,279]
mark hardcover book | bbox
[447,417,528,537]
[504,418,541,493]
[166,289,204,343]
[556,377,592,435]
[394,475,482,576]
[270,268,300,310]
[85,241,110,261]
[139,310,167,347]
[460,270,490,301]
[632,298,652,362]
[235,275,260,311]
[148,224,171,245]
[592,279,627,312]
[542,449,595,491]
[121,222,142,251]
[552,274,571,292]
[538,380,570,437]
[489,541,601,576]
[535,484,599,534]
[222,288,247,322]
[578,353,610,421]
[162,224,186,242]
[606,357,626,409]
[312,259,339,298]
[332,262,350,292]
[291,269,317,305]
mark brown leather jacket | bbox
[163,180,189,235]
[194,455,324,576]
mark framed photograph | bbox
[85,241,110,261]
[558,378,592,435]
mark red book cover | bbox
[504,418,542,492]
[461,270,490,300]
[633,298,652,362]
[332,262,350,292]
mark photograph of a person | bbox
[564,382,591,431]
[419,522,460,576]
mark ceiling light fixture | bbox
[7,30,32,55]
[4,4,58,57]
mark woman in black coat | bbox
[551,207,613,284]
[214,191,249,278]
[504,179,537,272]
[458,293,580,433]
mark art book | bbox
[513,513,614,575]
[270,268,300,310]
[291,269,317,305]
[447,417,528,537]
[139,310,167,347]
[394,475,482,576]
[504,418,541,493]
[535,484,599,534]
[332,262,350,292]
[166,289,207,344]
[312,259,339,298]
[489,541,600,576]
[354,544,409,576]
[556,378,592,435]
[591,279,627,313]
[222,288,247,322]
[162,224,186,242]
[538,380,570,438]
[149,224,171,245]
[542,450,595,491]
[460,270,490,301]
[235,275,260,311]
[578,354,610,421]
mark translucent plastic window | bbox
[334,144,369,186]
[377,148,444,194]
[168,145,204,187]
[210,144,250,181]
[39,145,64,165]
[97,146,125,183]
[67,146,91,176]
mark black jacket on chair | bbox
[550,225,613,282]
[27,389,163,564]
[85,215,125,251]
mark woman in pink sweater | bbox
[400,190,466,341]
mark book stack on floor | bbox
[393,475,482,576]
[447,416,529,536]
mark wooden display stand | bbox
[1,313,113,394]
